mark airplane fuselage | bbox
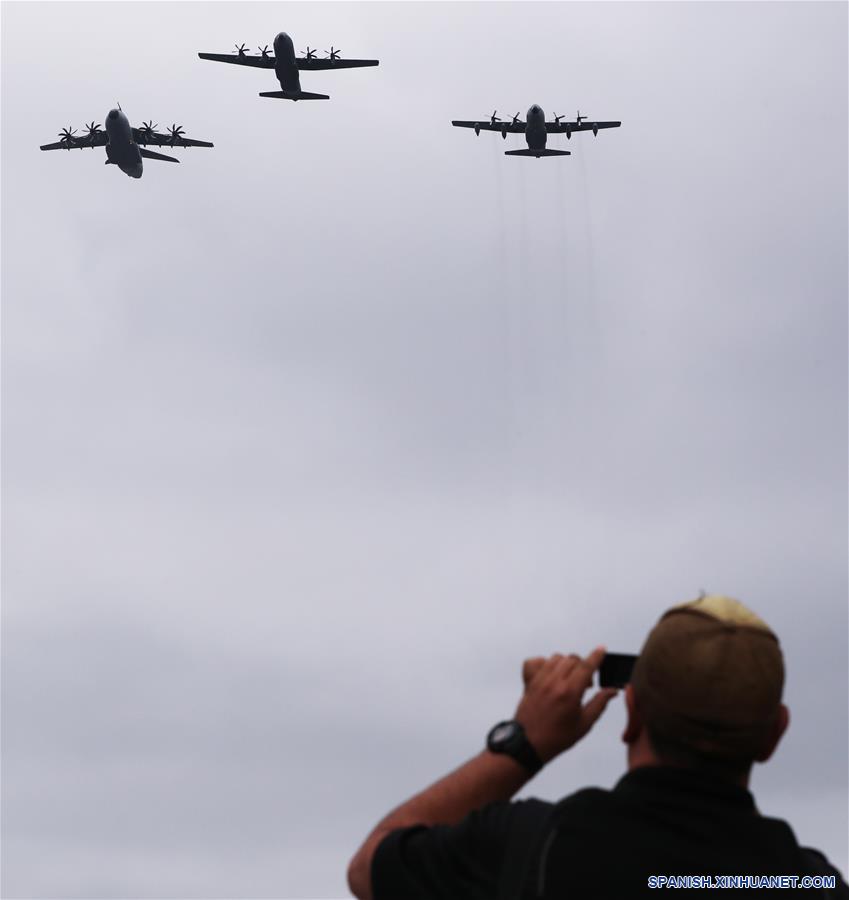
[273,32,302,95]
[524,105,547,151]
[104,108,143,178]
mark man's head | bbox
[622,595,789,781]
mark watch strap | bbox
[510,735,544,775]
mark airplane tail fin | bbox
[139,148,180,163]
[259,90,330,101]
[505,148,571,158]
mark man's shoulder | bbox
[530,784,615,825]
[498,786,614,829]
[798,846,849,893]
[370,790,615,900]
[551,784,613,808]
[494,789,615,864]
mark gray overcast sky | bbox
[1,1,847,897]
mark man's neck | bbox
[627,739,751,789]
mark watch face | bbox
[487,719,542,775]
[490,721,518,746]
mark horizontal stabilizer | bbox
[505,148,571,158]
[139,147,180,163]
[258,90,330,101]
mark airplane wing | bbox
[547,120,621,134]
[166,135,214,148]
[198,52,276,69]
[296,57,378,70]
[40,131,108,151]
[133,128,168,146]
[133,128,213,148]
[452,121,526,133]
[164,135,215,147]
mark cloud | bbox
[2,1,846,896]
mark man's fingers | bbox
[522,657,546,685]
[580,687,619,730]
[572,646,607,690]
[553,654,578,681]
[524,647,607,692]
[559,646,606,694]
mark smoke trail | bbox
[571,139,610,483]
[555,151,569,295]
[491,135,521,514]
[517,156,530,300]
[576,142,600,353]
[553,152,571,372]
[493,133,507,276]
[492,137,513,400]
[516,158,533,401]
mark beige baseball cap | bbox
[631,595,785,760]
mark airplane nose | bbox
[108,109,119,120]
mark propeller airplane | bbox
[40,106,214,178]
[198,31,379,101]
[452,105,621,158]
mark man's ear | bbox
[621,684,643,745]
[754,704,789,763]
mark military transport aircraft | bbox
[451,106,621,158]
[39,106,214,178]
[198,31,379,101]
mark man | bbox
[348,595,848,898]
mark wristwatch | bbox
[486,720,544,775]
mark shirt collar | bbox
[613,765,757,812]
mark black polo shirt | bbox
[372,766,848,899]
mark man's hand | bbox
[514,647,617,764]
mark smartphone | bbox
[598,653,638,688]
